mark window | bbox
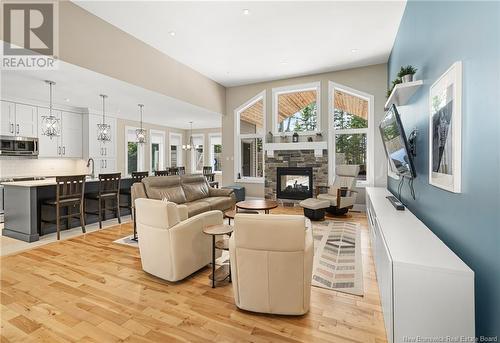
[169,132,183,167]
[125,127,144,175]
[329,82,374,186]
[272,82,320,134]
[150,130,165,172]
[209,134,222,173]
[191,134,204,173]
[234,91,265,182]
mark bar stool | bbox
[41,175,86,240]
[168,167,178,175]
[85,173,121,229]
[178,166,186,175]
[124,171,149,240]
[154,169,169,176]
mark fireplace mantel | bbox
[264,142,327,158]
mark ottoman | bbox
[299,198,330,221]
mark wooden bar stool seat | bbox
[85,173,122,229]
[41,175,87,240]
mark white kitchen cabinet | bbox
[15,103,37,137]
[0,101,37,137]
[84,113,118,175]
[1,101,15,136]
[95,158,116,175]
[60,111,82,158]
[38,109,83,158]
[37,109,61,157]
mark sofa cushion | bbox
[202,196,234,212]
[142,176,187,204]
[181,175,210,202]
[184,199,211,217]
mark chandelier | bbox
[136,104,147,144]
[41,80,60,139]
[182,121,198,151]
[97,94,111,142]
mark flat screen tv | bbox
[379,104,416,178]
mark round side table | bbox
[202,224,233,288]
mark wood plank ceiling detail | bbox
[334,90,368,120]
[240,99,263,128]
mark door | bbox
[1,101,15,136]
[15,104,37,137]
[38,109,61,157]
[242,142,251,176]
[61,111,82,158]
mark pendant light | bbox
[136,104,147,144]
[182,121,195,151]
[97,94,111,142]
[41,80,60,139]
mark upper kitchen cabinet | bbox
[37,109,83,158]
[1,101,37,137]
[83,113,117,171]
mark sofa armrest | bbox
[209,187,234,197]
[177,204,188,221]
[131,183,148,208]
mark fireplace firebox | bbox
[276,167,313,200]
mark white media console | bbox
[366,188,474,343]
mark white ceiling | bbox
[74,1,407,87]
[0,60,222,129]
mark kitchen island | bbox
[2,177,134,242]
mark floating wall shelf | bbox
[385,80,423,110]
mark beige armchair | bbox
[135,198,222,282]
[229,214,313,315]
[317,164,360,215]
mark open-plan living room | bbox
[0,1,499,342]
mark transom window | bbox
[329,82,373,186]
[235,91,265,182]
[272,82,320,134]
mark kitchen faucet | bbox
[87,158,95,179]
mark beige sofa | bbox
[132,175,236,217]
[229,214,314,315]
[135,198,222,281]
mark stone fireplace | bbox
[276,167,313,200]
[265,149,328,202]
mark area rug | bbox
[311,220,364,296]
[113,235,138,247]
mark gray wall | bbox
[387,0,500,336]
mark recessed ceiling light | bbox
[64,98,70,102]
[351,49,358,53]
[280,60,288,65]
[242,9,250,15]
[169,31,176,37]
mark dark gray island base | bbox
[2,177,133,242]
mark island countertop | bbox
[2,176,132,187]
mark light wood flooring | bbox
[0,208,387,343]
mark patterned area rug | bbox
[113,235,138,247]
[311,220,364,296]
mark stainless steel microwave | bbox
[0,136,39,156]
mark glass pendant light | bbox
[41,80,60,139]
[182,121,195,151]
[97,94,111,142]
[135,104,147,144]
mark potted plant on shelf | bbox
[386,78,402,98]
[398,65,418,83]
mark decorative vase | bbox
[402,74,414,83]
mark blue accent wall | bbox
[387,1,500,337]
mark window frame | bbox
[328,81,374,188]
[234,90,266,184]
[272,81,321,136]
[124,126,145,176]
[209,132,222,174]
[190,133,205,174]
[168,132,183,168]
[150,129,165,172]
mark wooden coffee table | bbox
[236,200,279,214]
[202,224,233,288]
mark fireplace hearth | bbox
[276,167,313,200]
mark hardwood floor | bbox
[0,208,387,343]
